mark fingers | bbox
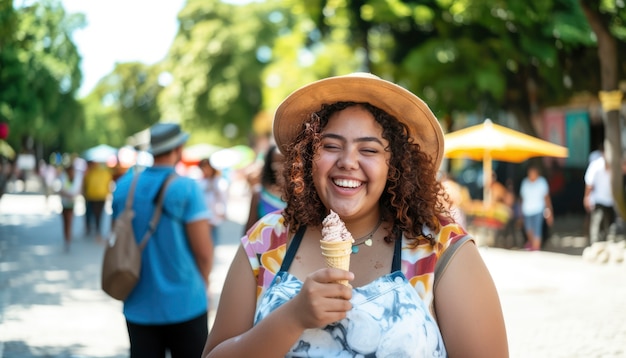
[290,268,354,329]
[311,268,354,287]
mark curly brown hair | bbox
[280,101,449,246]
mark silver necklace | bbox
[351,217,383,254]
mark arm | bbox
[583,185,593,212]
[187,219,214,287]
[216,179,228,219]
[544,194,554,226]
[203,246,354,358]
[434,242,508,357]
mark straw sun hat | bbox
[272,72,445,169]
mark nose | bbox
[337,147,359,170]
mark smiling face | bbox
[312,105,391,221]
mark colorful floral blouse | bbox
[242,211,471,356]
[242,211,470,310]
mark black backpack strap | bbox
[138,173,177,249]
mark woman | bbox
[203,73,508,357]
[198,157,228,244]
[244,145,286,232]
[59,163,81,252]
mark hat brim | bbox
[149,132,190,156]
[273,73,444,169]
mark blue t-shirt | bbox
[112,165,211,325]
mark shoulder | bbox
[432,216,472,259]
[402,217,470,276]
[589,158,605,172]
[242,212,288,258]
[112,171,134,194]
[241,211,289,279]
[401,218,472,304]
[168,174,202,194]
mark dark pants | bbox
[126,312,208,358]
[85,200,105,235]
[589,204,616,244]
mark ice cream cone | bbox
[320,239,352,286]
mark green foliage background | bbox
[1,0,625,160]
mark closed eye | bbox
[360,148,379,154]
[322,143,342,151]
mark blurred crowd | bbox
[1,138,288,251]
[4,138,624,257]
[440,143,626,258]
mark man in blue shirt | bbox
[112,123,214,357]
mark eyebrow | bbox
[321,133,385,146]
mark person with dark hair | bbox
[243,145,286,232]
[58,162,81,252]
[520,165,553,251]
[584,148,615,244]
[198,157,228,244]
[203,73,507,357]
[111,123,214,358]
[83,160,113,241]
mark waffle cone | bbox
[320,240,352,286]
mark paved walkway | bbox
[1,191,625,357]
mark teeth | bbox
[333,179,362,188]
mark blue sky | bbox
[62,0,186,97]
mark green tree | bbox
[0,0,85,156]
[82,62,164,148]
[158,0,283,146]
[579,0,626,219]
[275,0,602,139]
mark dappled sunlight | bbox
[1,298,127,357]
[0,200,127,356]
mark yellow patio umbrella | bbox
[444,119,569,202]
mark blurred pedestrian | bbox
[83,160,113,241]
[489,171,515,246]
[58,162,81,252]
[520,165,553,251]
[440,171,471,228]
[490,171,514,208]
[502,178,524,248]
[198,157,228,244]
[38,159,57,212]
[111,123,214,358]
[584,148,615,244]
[243,144,286,232]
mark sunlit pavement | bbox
[1,189,626,357]
[0,187,245,358]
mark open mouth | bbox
[333,178,363,188]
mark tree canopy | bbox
[1,0,625,164]
[0,0,84,155]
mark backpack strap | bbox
[433,234,473,290]
[124,172,141,210]
[138,173,177,250]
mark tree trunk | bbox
[580,1,626,221]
